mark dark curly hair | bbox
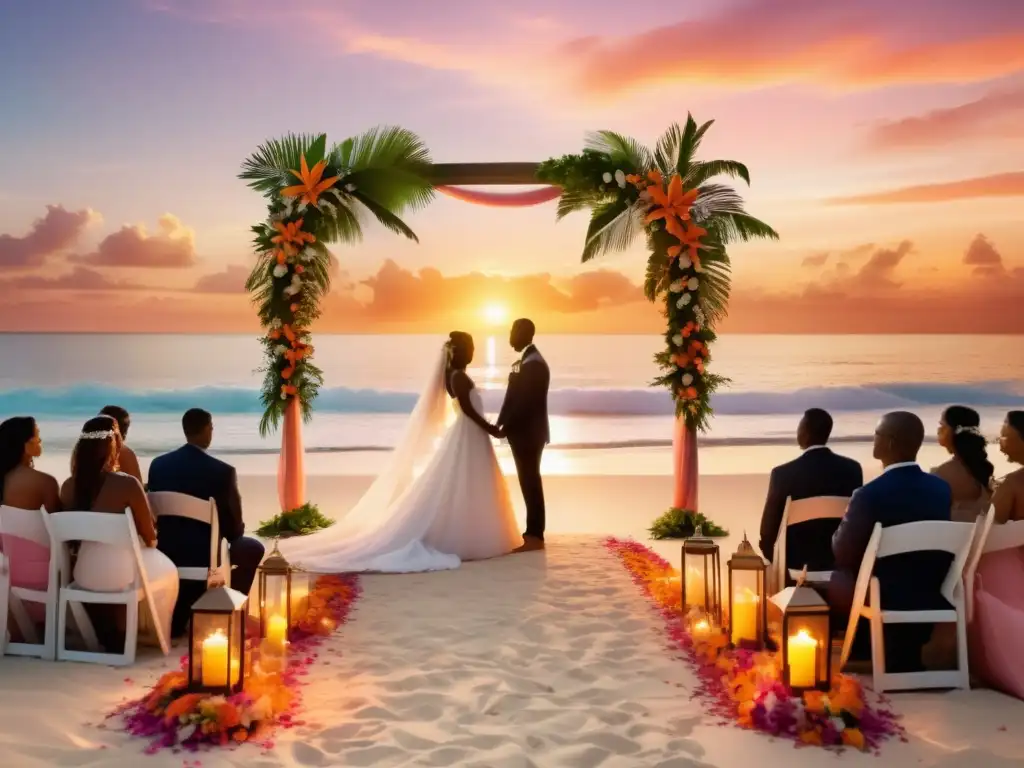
[444,331,474,397]
[0,417,37,491]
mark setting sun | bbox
[482,302,509,326]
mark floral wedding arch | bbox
[240,118,777,535]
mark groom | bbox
[497,318,550,552]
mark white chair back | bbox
[964,510,1024,620]
[45,511,145,589]
[874,519,979,605]
[148,492,219,566]
[0,505,50,548]
[773,495,848,587]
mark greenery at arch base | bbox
[240,117,777,537]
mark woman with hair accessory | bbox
[58,415,178,652]
[931,405,994,521]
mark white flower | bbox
[602,172,613,183]
[763,692,778,713]
[669,280,684,293]
[271,317,282,329]
[831,716,846,733]
[344,183,356,192]
[280,392,287,399]
[677,255,692,270]
[272,264,288,278]
[682,373,694,386]
[275,344,288,356]
[318,200,337,216]
[250,695,273,722]
[297,201,308,213]
[687,277,699,291]
[677,293,692,307]
[614,169,626,188]
[672,333,684,347]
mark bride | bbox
[280,332,523,572]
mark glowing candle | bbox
[266,613,288,654]
[685,567,705,608]
[692,618,711,640]
[200,630,239,687]
[730,589,759,645]
[788,630,818,689]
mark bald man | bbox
[830,411,953,672]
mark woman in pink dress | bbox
[0,417,62,636]
[971,411,1024,699]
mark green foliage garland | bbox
[239,128,434,436]
[538,116,778,432]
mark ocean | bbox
[3,334,1022,468]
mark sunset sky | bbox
[1,0,1023,333]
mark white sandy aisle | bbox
[288,536,710,768]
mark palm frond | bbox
[685,159,751,188]
[239,133,325,196]
[654,123,683,176]
[555,188,598,220]
[584,131,652,169]
[350,191,419,242]
[344,167,434,214]
[317,203,364,245]
[677,115,714,176]
[714,211,780,243]
[644,250,671,301]
[696,183,748,214]
[580,200,643,263]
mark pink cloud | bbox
[70,214,197,268]
[193,264,249,293]
[0,205,100,267]
[866,86,1024,150]
[828,172,1024,205]
[0,266,142,291]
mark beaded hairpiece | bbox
[79,429,116,440]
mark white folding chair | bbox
[0,505,87,659]
[0,552,9,656]
[839,519,979,693]
[773,496,849,589]
[45,511,170,666]
[148,492,230,586]
[963,510,1024,622]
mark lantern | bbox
[727,533,768,648]
[187,585,249,694]
[680,525,722,624]
[256,543,310,655]
[769,583,832,692]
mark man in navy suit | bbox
[830,411,953,672]
[148,408,265,635]
[758,408,863,574]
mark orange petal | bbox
[667,174,684,205]
[644,208,670,224]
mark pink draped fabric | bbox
[435,185,562,207]
[969,547,1024,700]
[672,417,699,511]
[277,397,306,513]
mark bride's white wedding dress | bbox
[280,346,522,573]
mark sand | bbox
[2,471,1024,767]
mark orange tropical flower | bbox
[271,219,315,255]
[281,155,340,207]
[678,222,706,258]
[645,175,698,227]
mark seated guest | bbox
[931,405,994,522]
[60,415,179,652]
[758,408,862,573]
[100,405,144,484]
[0,416,61,513]
[993,411,1024,522]
[830,411,952,673]
[967,410,1024,699]
[0,417,61,634]
[148,408,265,636]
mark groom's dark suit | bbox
[498,344,550,540]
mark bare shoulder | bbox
[1004,468,1024,489]
[929,459,955,478]
[452,368,475,389]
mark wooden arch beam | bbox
[426,162,545,186]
